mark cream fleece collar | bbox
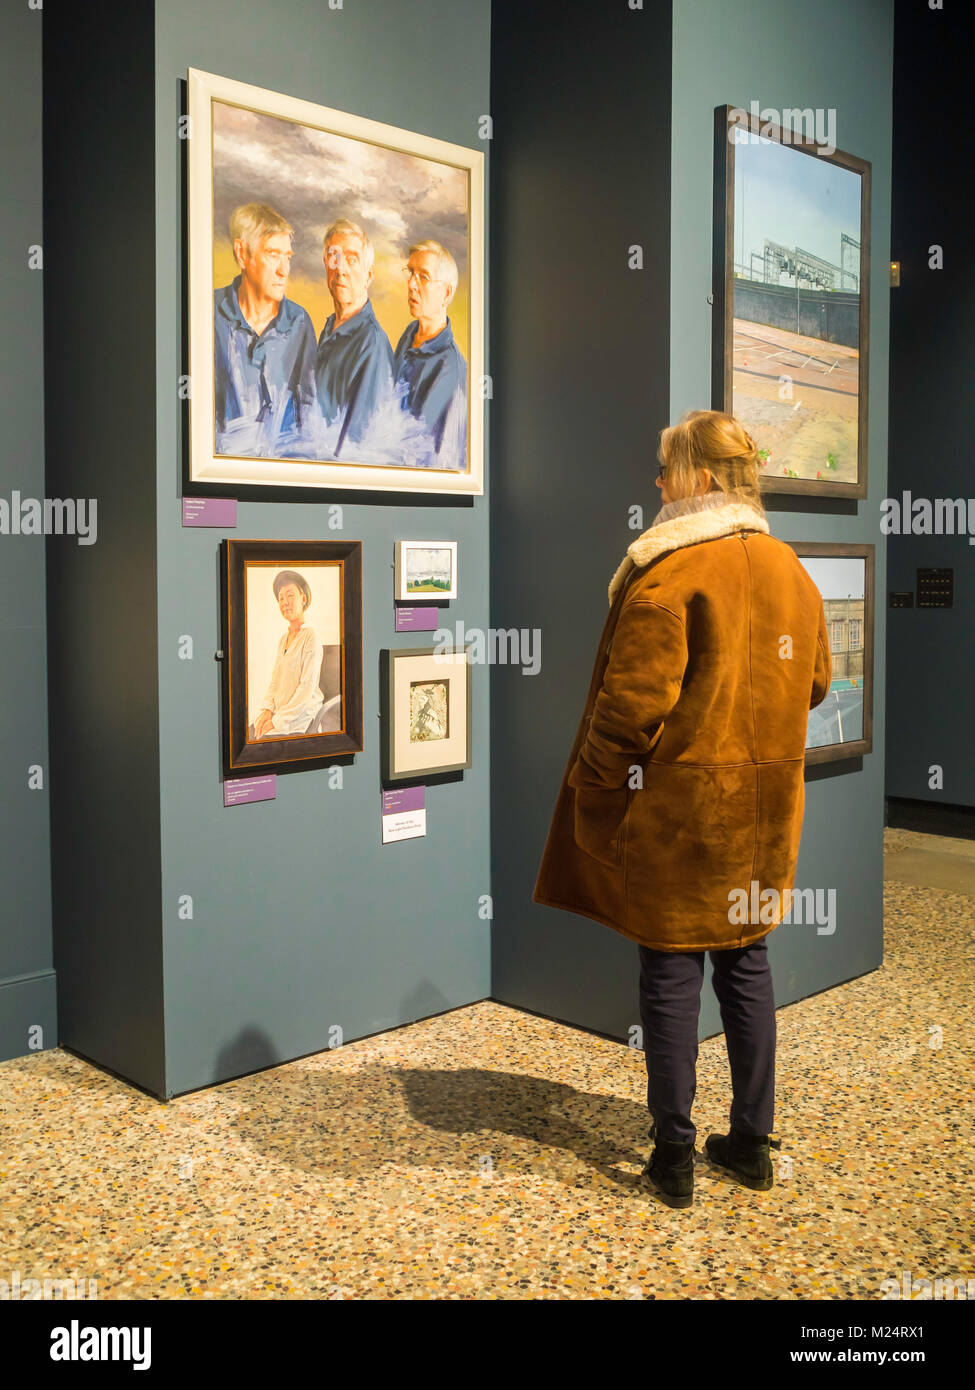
[607,493,770,604]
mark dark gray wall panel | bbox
[0,0,53,1063]
[43,0,166,1093]
[886,0,975,809]
[489,0,674,1028]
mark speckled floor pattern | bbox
[2,828,972,1299]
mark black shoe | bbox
[704,1127,781,1191]
[641,1122,695,1208]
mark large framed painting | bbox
[713,105,871,498]
[188,69,484,495]
[788,541,874,764]
[223,539,363,772]
[380,645,472,783]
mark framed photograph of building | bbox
[713,104,871,498]
[380,645,472,782]
[787,541,874,763]
[188,68,484,496]
[223,539,363,772]
[393,540,458,601]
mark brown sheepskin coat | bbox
[533,499,832,951]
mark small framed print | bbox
[381,645,472,782]
[393,540,458,601]
[787,541,874,764]
[223,538,363,772]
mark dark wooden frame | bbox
[380,645,472,783]
[713,104,871,499]
[787,541,874,765]
[223,538,363,773]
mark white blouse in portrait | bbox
[259,625,324,734]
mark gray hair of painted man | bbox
[323,217,375,273]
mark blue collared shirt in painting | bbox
[315,299,395,456]
[393,317,467,465]
[213,275,317,455]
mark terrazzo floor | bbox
[2,828,972,1300]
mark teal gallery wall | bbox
[156,0,494,1096]
[490,0,893,1039]
[668,0,893,1008]
[42,0,492,1096]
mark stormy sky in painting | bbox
[211,101,470,349]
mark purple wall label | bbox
[381,785,426,843]
[395,604,440,631]
[183,497,238,528]
[224,774,276,807]
[382,786,425,814]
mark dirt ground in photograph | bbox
[733,320,859,484]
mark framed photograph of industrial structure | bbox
[713,104,871,498]
[787,541,874,764]
[380,645,472,782]
[187,68,485,496]
[393,540,458,601]
[223,539,363,772]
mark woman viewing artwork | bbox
[533,410,832,1208]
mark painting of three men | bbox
[188,70,483,494]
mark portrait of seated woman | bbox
[249,569,330,739]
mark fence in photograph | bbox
[734,280,859,349]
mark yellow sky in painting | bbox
[210,101,472,371]
[213,239,469,358]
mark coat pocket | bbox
[572,786,630,867]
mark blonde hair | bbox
[229,203,294,260]
[658,410,765,513]
[408,239,459,298]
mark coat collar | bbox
[608,494,770,604]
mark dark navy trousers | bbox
[637,936,776,1144]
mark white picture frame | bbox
[187,67,485,496]
[381,646,472,782]
[393,540,458,601]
